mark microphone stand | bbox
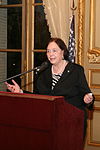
[0,61,49,84]
[0,67,37,84]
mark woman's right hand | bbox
[5,79,21,93]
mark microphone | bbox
[0,61,48,83]
[35,61,48,72]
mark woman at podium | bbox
[5,37,94,139]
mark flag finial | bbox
[71,0,77,14]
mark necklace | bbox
[52,60,68,75]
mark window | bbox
[34,0,51,67]
[0,0,22,91]
[0,0,50,92]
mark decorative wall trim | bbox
[88,108,100,146]
[77,0,85,65]
[87,0,100,63]
[89,69,100,89]
[87,49,100,63]
[95,95,100,101]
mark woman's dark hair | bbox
[47,37,69,60]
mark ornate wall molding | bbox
[77,0,100,148]
[87,49,100,63]
[88,107,100,146]
[77,0,85,65]
[77,0,100,64]
[87,0,100,63]
[89,69,100,89]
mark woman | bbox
[5,37,94,138]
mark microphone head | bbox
[36,61,49,72]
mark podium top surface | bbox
[0,91,64,101]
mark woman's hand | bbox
[5,79,21,93]
[84,93,93,104]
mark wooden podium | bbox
[0,91,84,150]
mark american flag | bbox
[68,14,75,63]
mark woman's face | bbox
[47,41,64,65]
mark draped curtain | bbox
[43,0,69,44]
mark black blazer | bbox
[34,62,93,110]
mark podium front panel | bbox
[0,91,84,150]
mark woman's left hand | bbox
[84,93,93,104]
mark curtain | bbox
[43,0,69,44]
